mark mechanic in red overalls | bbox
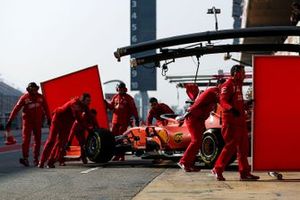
[106,82,139,161]
[5,82,51,167]
[67,108,99,164]
[212,65,260,181]
[176,80,223,172]
[38,93,91,168]
[147,97,174,126]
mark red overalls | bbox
[214,77,250,174]
[107,93,138,136]
[106,93,138,161]
[7,93,50,162]
[146,103,174,126]
[68,110,99,161]
[39,97,85,166]
[179,87,219,168]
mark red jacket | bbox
[147,103,174,125]
[72,110,99,133]
[54,97,87,124]
[188,87,219,120]
[107,93,138,125]
[8,93,51,123]
[220,77,246,125]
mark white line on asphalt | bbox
[0,149,20,155]
[80,167,99,174]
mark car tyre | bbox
[86,128,115,163]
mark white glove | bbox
[175,115,185,122]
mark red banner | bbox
[253,56,300,171]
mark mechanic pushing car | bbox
[5,82,51,167]
[38,93,91,168]
[176,79,224,172]
[67,108,99,164]
[106,82,139,161]
[211,65,260,181]
[147,97,174,126]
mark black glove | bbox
[135,118,140,127]
[246,99,254,106]
[47,119,52,127]
[5,121,12,131]
[230,108,240,117]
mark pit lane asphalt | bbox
[0,151,173,200]
[0,129,169,200]
[2,130,300,200]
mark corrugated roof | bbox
[0,81,22,96]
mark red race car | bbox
[84,103,248,167]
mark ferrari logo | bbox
[174,133,183,143]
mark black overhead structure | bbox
[130,43,300,67]
[240,0,300,64]
[165,74,252,87]
[114,26,300,63]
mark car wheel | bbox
[86,128,115,163]
[199,128,236,168]
[199,129,224,168]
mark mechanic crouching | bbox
[211,65,260,181]
[106,82,139,161]
[67,108,99,164]
[38,93,91,168]
[147,97,174,126]
[176,80,223,172]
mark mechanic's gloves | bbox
[246,99,254,106]
[135,118,140,126]
[230,107,240,117]
[47,119,52,127]
[175,112,190,122]
[175,115,185,122]
[5,121,12,131]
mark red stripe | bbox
[0,142,46,153]
[0,144,22,153]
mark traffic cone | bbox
[4,131,17,145]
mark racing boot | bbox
[189,165,201,172]
[59,162,66,166]
[19,158,29,167]
[112,155,120,161]
[177,162,200,172]
[37,161,44,168]
[211,168,226,181]
[47,163,56,168]
[119,155,125,161]
[33,159,39,167]
[81,146,88,164]
[82,156,88,164]
[47,160,56,168]
[240,172,260,181]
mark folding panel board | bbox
[253,56,300,171]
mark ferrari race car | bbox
[84,104,243,167]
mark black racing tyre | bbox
[199,129,224,168]
[85,128,115,163]
[199,129,236,168]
